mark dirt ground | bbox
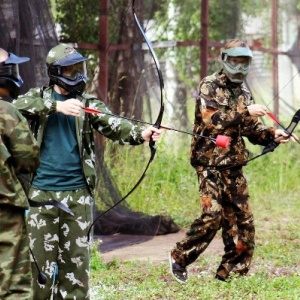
[94,229,300,281]
[96,230,224,263]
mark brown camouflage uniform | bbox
[0,99,39,299]
[13,86,146,299]
[171,71,276,280]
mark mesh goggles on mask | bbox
[0,53,29,98]
[48,52,88,95]
[221,47,253,83]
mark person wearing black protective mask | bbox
[0,48,39,299]
[13,44,162,300]
[46,43,88,96]
[0,49,28,101]
[168,39,297,284]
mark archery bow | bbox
[87,0,166,239]
[132,0,165,155]
[261,109,300,156]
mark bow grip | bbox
[262,141,279,155]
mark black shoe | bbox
[215,274,228,282]
[168,252,188,284]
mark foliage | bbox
[54,0,98,44]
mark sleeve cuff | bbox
[137,126,146,143]
[50,100,57,113]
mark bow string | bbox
[132,0,165,161]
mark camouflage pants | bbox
[0,205,32,299]
[27,188,93,300]
[171,166,255,280]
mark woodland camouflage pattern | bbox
[14,86,146,196]
[28,188,92,300]
[171,71,276,280]
[190,71,275,168]
[0,98,39,299]
[0,207,33,300]
[0,99,39,208]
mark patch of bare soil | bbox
[95,231,300,279]
[96,230,224,263]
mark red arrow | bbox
[84,107,230,148]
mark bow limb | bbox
[262,108,300,155]
[87,1,165,239]
[132,0,165,161]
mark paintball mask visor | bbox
[0,63,20,79]
[61,61,87,81]
[222,47,253,83]
[222,47,252,71]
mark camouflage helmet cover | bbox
[46,44,87,66]
[46,44,88,95]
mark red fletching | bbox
[84,107,101,114]
[215,135,230,148]
[267,112,279,124]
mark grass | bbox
[90,134,300,299]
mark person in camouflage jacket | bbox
[0,48,40,299]
[169,39,295,283]
[13,44,162,300]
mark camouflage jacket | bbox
[13,86,146,195]
[190,71,275,168]
[0,99,40,208]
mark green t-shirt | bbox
[32,90,87,191]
